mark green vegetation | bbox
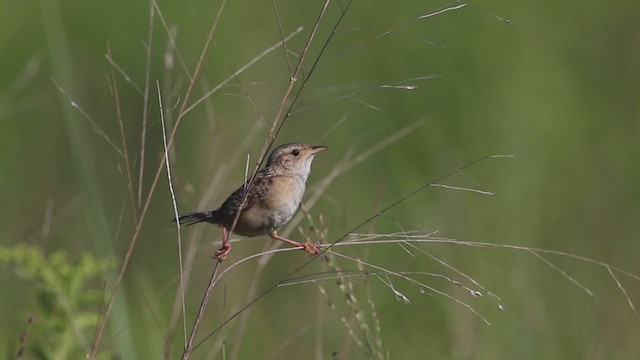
[1,0,639,359]
[0,245,112,359]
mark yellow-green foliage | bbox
[0,245,112,360]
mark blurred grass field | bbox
[1,0,639,359]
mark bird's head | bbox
[266,143,328,179]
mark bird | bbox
[176,143,328,260]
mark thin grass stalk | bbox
[228,120,421,357]
[108,47,138,223]
[42,1,137,357]
[164,28,304,355]
[183,1,342,357]
[190,155,506,349]
[158,81,188,345]
[138,0,156,207]
[89,0,230,355]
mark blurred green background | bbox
[1,0,639,359]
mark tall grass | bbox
[3,0,640,359]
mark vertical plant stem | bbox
[89,0,229,357]
[158,81,188,346]
[138,0,155,207]
[41,0,135,357]
[109,47,138,222]
[181,261,222,359]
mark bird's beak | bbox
[310,145,329,154]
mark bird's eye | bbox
[291,149,300,157]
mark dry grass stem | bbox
[188,155,507,351]
[272,0,293,77]
[32,0,638,355]
[527,250,594,297]
[400,240,499,302]
[152,0,192,79]
[326,250,492,325]
[226,121,418,357]
[91,0,232,351]
[182,14,322,358]
[51,78,124,158]
[292,75,441,115]
[108,47,138,222]
[164,117,268,352]
[606,265,640,321]
[104,54,143,95]
[320,1,467,68]
[430,183,495,195]
[158,81,188,345]
[209,3,352,356]
[182,27,304,117]
[341,233,640,283]
[137,1,156,207]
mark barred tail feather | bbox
[174,211,216,226]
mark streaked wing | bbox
[215,168,274,222]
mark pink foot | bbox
[214,243,231,261]
[300,242,321,256]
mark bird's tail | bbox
[173,211,216,226]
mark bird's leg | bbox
[268,231,321,255]
[214,225,232,260]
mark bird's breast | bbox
[235,175,305,236]
[263,175,305,212]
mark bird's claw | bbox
[300,242,321,256]
[213,243,231,261]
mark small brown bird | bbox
[176,143,328,260]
